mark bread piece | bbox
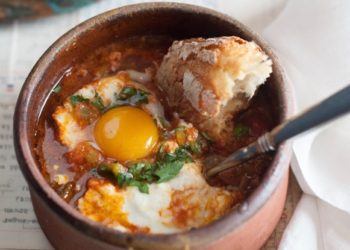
[156,36,272,147]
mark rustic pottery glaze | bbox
[13,3,295,250]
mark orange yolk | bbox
[94,106,158,161]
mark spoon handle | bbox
[271,84,350,146]
[206,84,350,177]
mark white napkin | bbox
[254,0,350,249]
[217,0,350,249]
[279,194,350,250]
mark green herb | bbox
[161,152,176,162]
[128,147,191,185]
[173,146,193,163]
[52,85,62,94]
[157,144,194,165]
[97,163,123,178]
[153,146,193,183]
[129,180,149,194]
[69,87,149,114]
[70,92,105,112]
[115,169,149,194]
[132,89,149,105]
[116,172,132,187]
[91,92,105,111]
[233,123,250,138]
[128,162,146,178]
[152,146,193,183]
[128,162,156,182]
[189,141,202,154]
[119,87,137,100]
[97,162,152,194]
[96,145,194,194]
[105,87,150,111]
[155,161,183,183]
[114,87,150,106]
[70,95,89,106]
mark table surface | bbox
[0,1,300,249]
[263,172,302,249]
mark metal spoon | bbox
[205,84,350,178]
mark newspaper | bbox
[0,1,301,249]
[0,3,116,249]
[0,95,52,249]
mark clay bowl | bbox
[14,2,294,250]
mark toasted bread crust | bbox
[156,36,272,146]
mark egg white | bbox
[78,162,236,233]
[53,72,165,149]
[53,71,238,234]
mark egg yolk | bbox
[94,106,158,161]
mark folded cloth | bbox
[218,0,350,249]
[260,0,350,249]
[279,194,350,250]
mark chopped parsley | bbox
[233,123,250,138]
[91,92,105,111]
[52,85,62,94]
[70,92,105,113]
[70,95,89,106]
[114,86,150,106]
[70,87,149,114]
[128,162,156,183]
[96,145,194,194]
[154,160,183,183]
[128,180,149,194]
[119,86,137,99]
[188,141,202,154]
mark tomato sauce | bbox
[35,35,277,207]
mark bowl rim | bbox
[13,2,295,248]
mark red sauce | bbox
[35,35,277,208]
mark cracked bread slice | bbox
[156,36,272,147]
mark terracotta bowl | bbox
[13,3,294,250]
